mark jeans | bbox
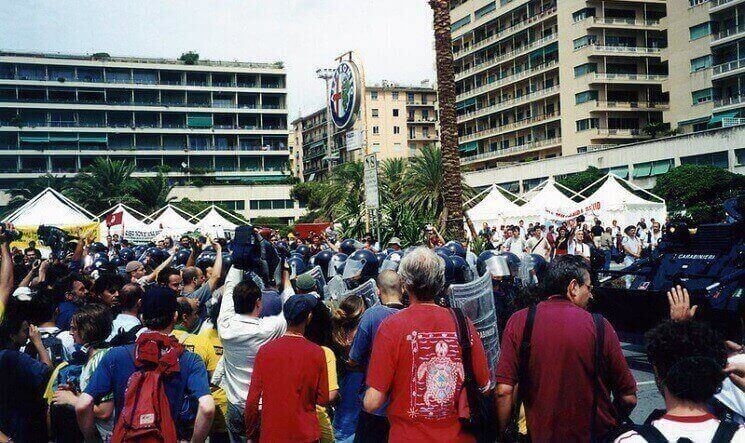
[603,249,611,270]
[226,402,247,443]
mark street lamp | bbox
[316,67,335,173]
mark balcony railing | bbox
[586,45,663,55]
[461,137,561,164]
[710,0,744,11]
[595,128,644,136]
[452,6,557,59]
[1,121,287,131]
[587,17,661,27]
[457,59,559,101]
[455,34,558,80]
[0,96,284,110]
[591,73,667,82]
[713,58,745,76]
[457,85,559,123]
[2,74,283,89]
[714,94,745,108]
[3,144,288,153]
[590,100,669,110]
[459,111,560,143]
[712,23,745,43]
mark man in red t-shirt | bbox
[244,293,329,442]
[495,255,637,441]
[364,247,490,442]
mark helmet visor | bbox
[328,258,345,278]
[485,256,510,277]
[342,257,365,280]
[380,259,400,272]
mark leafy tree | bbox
[4,174,72,213]
[557,166,606,194]
[65,158,138,214]
[652,164,745,225]
[130,173,175,215]
[290,181,328,212]
[642,121,667,139]
[179,51,200,65]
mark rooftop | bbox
[0,50,284,70]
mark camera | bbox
[0,223,21,242]
[37,225,71,259]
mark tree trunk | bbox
[430,0,465,241]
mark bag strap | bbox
[632,424,669,443]
[450,307,474,379]
[712,421,740,443]
[591,313,606,442]
[514,305,537,414]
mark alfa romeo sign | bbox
[329,60,361,129]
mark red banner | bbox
[106,211,123,227]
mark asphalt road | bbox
[622,342,665,423]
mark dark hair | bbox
[181,267,200,285]
[542,255,591,297]
[28,291,57,325]
[233,279,262,314]
[646,320,727,403]
[305,301,333,346]
[118,284,143,311]
[92,273,124,296]
[624,225,636,235]
[177,297,194,317]
[331,296,365,357]
[156,266,180,286]
[72,304,113,345]
[143,312,174,331]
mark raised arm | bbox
[217,265,244,339]
[0,224,14,316]
[143,245,179,283]
[205,239,223,291]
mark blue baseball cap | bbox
[283,293,318,325]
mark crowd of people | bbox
[0,219,743,443]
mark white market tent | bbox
[97,204,153,241]
[3,188,97,227]
[147,204,195,234]
[192,205,245,238]
[465,184,522,227]
[576,173,667,227]
[503,178,582,224]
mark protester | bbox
[525,226,550,261]
[244,293,330,442]
[622,226,643,288]
[108,283,142,340]
[568,229,592,260]
[363,247,490,441]
[495,255,637,441]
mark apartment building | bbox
[710,0,745,123]
[0,51,291,190]
[451,0,669,171]
[291,81,439,181]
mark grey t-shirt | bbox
[183,283,212,305]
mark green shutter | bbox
[79,134,108,143]
[49,134,79,142]
[459,141,478,153]
[20,133,49,143]
[650,160,672,175]
[633,162,652,178]
[457,98,476,110]
[609,166,629,179]
[187,114,213,128]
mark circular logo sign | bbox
[329,60,361,129]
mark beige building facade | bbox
[291,82,439,181]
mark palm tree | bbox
[430,0,465,240]
[65,158,138,214]
[5,174,72,211]
[322,161,366,236]
[130,173,175,215]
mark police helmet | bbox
[451,255,472,284]
[287,256,306,279]
[328,252,348,279]
[342,249,378,283]
[340,238,361,255]
[445,241,467,259]
[477,250,511,278]
[119,247,135,262]
[314,250,334,280]
[380,250,404,272]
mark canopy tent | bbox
[576,174,667,227]
[502,178,582,224]
[192,205,245,238]
[97,204,153,241]
[147,204,195,235]
[3,188,97,227]
[465,184,522,228]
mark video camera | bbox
[37,225,71,259]
[0,222,21,243]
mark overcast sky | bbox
[0,0,436,119]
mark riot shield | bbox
[308,265,327,299]
[448,272,500,382]
[325,275,347,304]
[341,278,379,309]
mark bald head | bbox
[377,270,402,305]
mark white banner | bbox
[123,227,163,245]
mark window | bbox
[633,159,673,178]
[392,91,399,100]
[575,90,598,104]
[690,55,712,72]
[574,63,597,78]
[572,8,595,22]
[393,109,399,117]
[692,88,713,105]
[576,118,599,131]
[372,108,379,117]
[371,91,378,100]
[371,143,380,152]
[423,127,430,137]
[394,142,402,151]
[422,109,429,119]
[393,126,400,134]
[475,2,496,19]
[249,199,294,210]
[681,151,729,168]
[373,126,379,134]
[689,22,712,40]
[407,92,415,102]
[573,35,597,50]
[451,15,471,33]
[213,200,246,211]
[736,148,745,165]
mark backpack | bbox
[108,324,146,347]
[111,331,184,443]
[49,361,85,443]
[26,329,66,366]
[616,421,740,443]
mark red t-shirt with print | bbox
[366,303,490,442]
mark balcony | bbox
[453,6,558,60]
[0,74,282,90]
[714,94,745,110]
[455,34,558,81]
[589,73,667,83]
[0,121,286,132]
[594,128,648,138]
[710,0,745,12]
[585,17,662,30]
[406,117,437,124]
[711,23,745,46]
[0,96,285,111]
[713,59,745,78]
[405,100,435,107]
[457,60,559,102]
[461,137,561,165]
[585,45,663,56]
[409,134,439,141]
[459,111,560,143]
[457,85,560,124]
[588,100,669,111]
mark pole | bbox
[324,76,333,173]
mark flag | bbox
[106,211,123,227]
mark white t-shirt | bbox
[568,240,591,259]
[717,354,745,422]
[622,235,642,257]
[614,414,745,442]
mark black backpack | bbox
[25,329,66,366]
[107,324,146,347]
[615,421,740,443]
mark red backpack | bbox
[112,331,184,443]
